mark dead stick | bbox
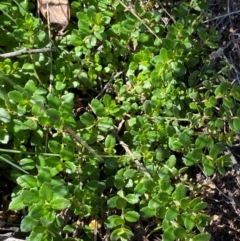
[0,47,56,58]
[110,128,153,180]
[64,126,104,162]
[118,0,161,42]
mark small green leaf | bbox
[193,201,207,212]
[27,226,46,241]
[91,99,106,116]
[192,233,211,241]
[172,184,186,201]
[231,84,240,101]
[209,142,223,157]
[179,132,191,147]
[40,208,56,226]
[55,81,66,91]
[142,100,152,115]
[192,0,209,11]
[116,197,127,209]
[233,119,240,133]
[184,151,199,166]
[39,182,53,201]
[125,194,139,204]
[169,137,182,151]
[105,215,124,229]
[8,90,23,104]
[0,129,9,144]
[223,96,234,108]
[0,107,11,123]
[215,81,230,96]
[19,158,35,170]
[166,155,176,168]
[171,61,186,76]
[47,93,61,108]
[80,112,96,126]
[202,158,214,176]
[37,167,52,185]
[52,184,69,198]
[105,134,116,148]
[159,48,169,62]
[160,175,172,193]
[134,182,146,195]
[124,211,140,222]
[123,169,136,179]
[61,92,74,103]
[81,163,97,179]
[105,158,118,169]
[60,147,74,161]
[45,157,61,169]
[163,227,175,241]
[63,225,75,233]
[192,148,202,159]
[17,175,37,189]
[189,197,201,208]
[195,134,213,149]
[158,192,170,204]
[188,70,199,87]
[97,117,113,132]
[29,203,45,219]
[85,180,100,192]
[139,206,155,218]
[162,38,175,49]
[148,198,162,209]
[50,197,70,210]
[173,227,186,238]
[166,125,176,137]
[46,108,61,124]
[103,94,112,107]
[48,140,61,154]
[21,190,41,204]
[165,205,179,221]
[63,161,76,174]
[21,215,38,232]
[71,29,83,46]
[22,63,34,70]
[9,195,26,210]
[22,119,37,130]
[182,212,195,231]
[107,196,119,208]
[110,227,134,241]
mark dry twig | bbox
[118,0,161,42]
[204,10,240,23]
[110,125,153,180]
[198,164,237,206]
[0,48,55,58]
[64,126,104,162]
[96,71,123,99]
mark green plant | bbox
[0,0,237,240]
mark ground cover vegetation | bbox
[0,0,239,240]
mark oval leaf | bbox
[124,211,140,222]
[50,197,70,210]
